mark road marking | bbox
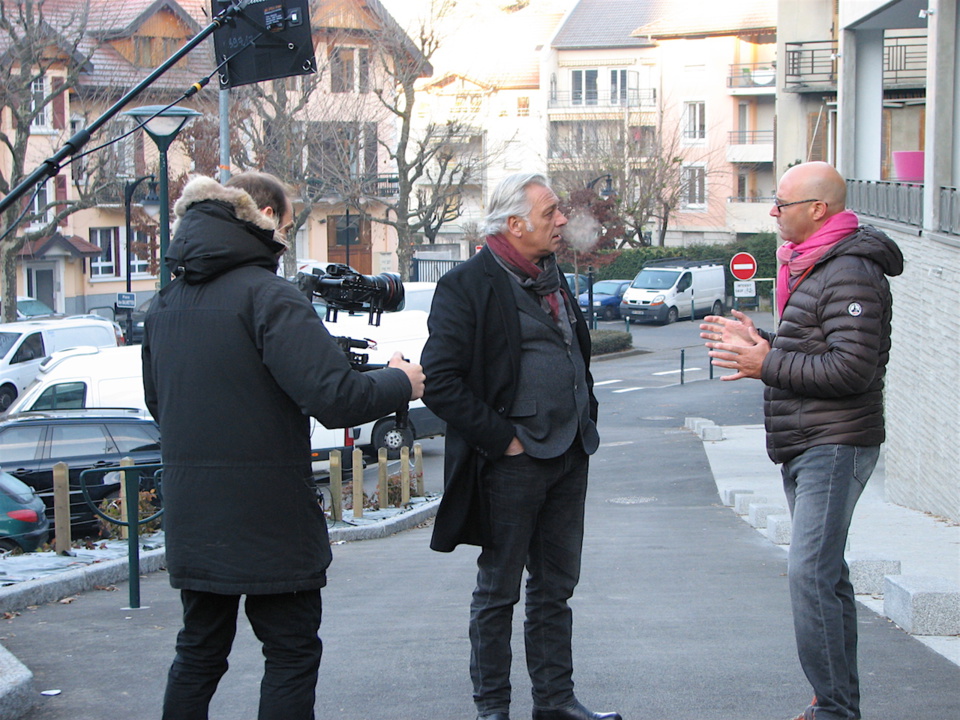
[652,368,701,376]
[613,387,646,393]
[600,441,634,447]
[594,379,621,386]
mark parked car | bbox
[563,273,592,296]
[0,316,121,411]
[16,296,56,320]
[620,260,725,324]
[0,470,49,554]
[313,281,446,459]
[578,279,631,321]
[124,296,154,345]
[0,409,161,538]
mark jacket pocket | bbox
[508,398,537,418]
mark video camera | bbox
[297,263,404,327]
[297,263,410,429]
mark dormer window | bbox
[331,47,369,93]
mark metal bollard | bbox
[121,460,142,608]
[680,348,686,385]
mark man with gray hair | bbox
[421,173,620,720]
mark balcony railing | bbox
[727,196,776,204]
[548,89,657,110]
[785,33,927,90]
[847,179,923,228]
[305,174,399,199]
[727,130,774,145]
[938,187,960,236]
[727,63,776,89]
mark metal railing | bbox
[785,33,927,90]
[548,89,657,110]
[727,195,776,204]
[938,187,960,236]
[727,130,775,145]
[727,63,776,89]
[846,179,923,228]
[305,174,400,199]
[411,257,463,282]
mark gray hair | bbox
[481,172,551,236]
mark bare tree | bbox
[548,103,726,248]
[0,0,110,320]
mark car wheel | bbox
[665,306,678,324]
[0,384,16,411]
[711,300,724,317]
[372,418,415,460]
[0,539,20,556]
[602,306,617,321]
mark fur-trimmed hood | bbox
[172,175,280,237]
[165,175,287,285]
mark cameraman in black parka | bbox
[142,172,424,720]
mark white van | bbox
[620,260,725,324]
[0,317,121,411]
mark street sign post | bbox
[116,292,136,310]
[730,252,757,281]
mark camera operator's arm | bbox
[388,351,424,400]
[257,281,412,429]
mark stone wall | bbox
[883,224,960,522]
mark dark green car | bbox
[0,470,49,554]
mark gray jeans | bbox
[469,442,589,715]
[781,444,880,720]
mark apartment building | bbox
[3,0,420,316]
[778,0,959,522]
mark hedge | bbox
[589,329,632,355]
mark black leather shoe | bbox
[532,700,622,720]
[478,714,510,720]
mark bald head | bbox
[772,162,847,243]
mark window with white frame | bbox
[517,96,529,117]
[31,76,49,128]
[683,101,706,141]
[610,69,628,105]
[29,180,51,227]
[129,230,151,275]
[571,69,598,106]
[331,47,369,93]
[682,165,706,207]
[90,227,118,278]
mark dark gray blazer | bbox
[421,247,597,552]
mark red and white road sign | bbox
[730,252,758,281]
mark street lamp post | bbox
[584,174,615,328]
[122,105,202,288]
[123,175,157,341]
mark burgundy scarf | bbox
[486,233,563,321]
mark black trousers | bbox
[162,588,323,720]
[470,442,589,714]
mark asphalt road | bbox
[4,317,957,720]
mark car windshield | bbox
[631,269,680,290]
[17,298,54,317]
[0,331,21,360]
[400,288,434,314]
[590,281,622,295]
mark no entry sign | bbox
[730,252,758,281]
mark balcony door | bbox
[326,213,372,274]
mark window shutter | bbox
[52,78,66,130]
[807,111,826,162]
[55,175,68,227]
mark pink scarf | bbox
[776,211,859,316]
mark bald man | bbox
[701,162,903,720]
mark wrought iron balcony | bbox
[785,33,927,92]
[548,89,657,110]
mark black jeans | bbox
[162,588,323,720]
[470,442,589,715]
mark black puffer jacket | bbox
[759,225,903,464]
[142,177,410,594]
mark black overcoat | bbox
[421,247,597,552]
[142,177,410,594]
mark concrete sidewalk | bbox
[694,420,960,664]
